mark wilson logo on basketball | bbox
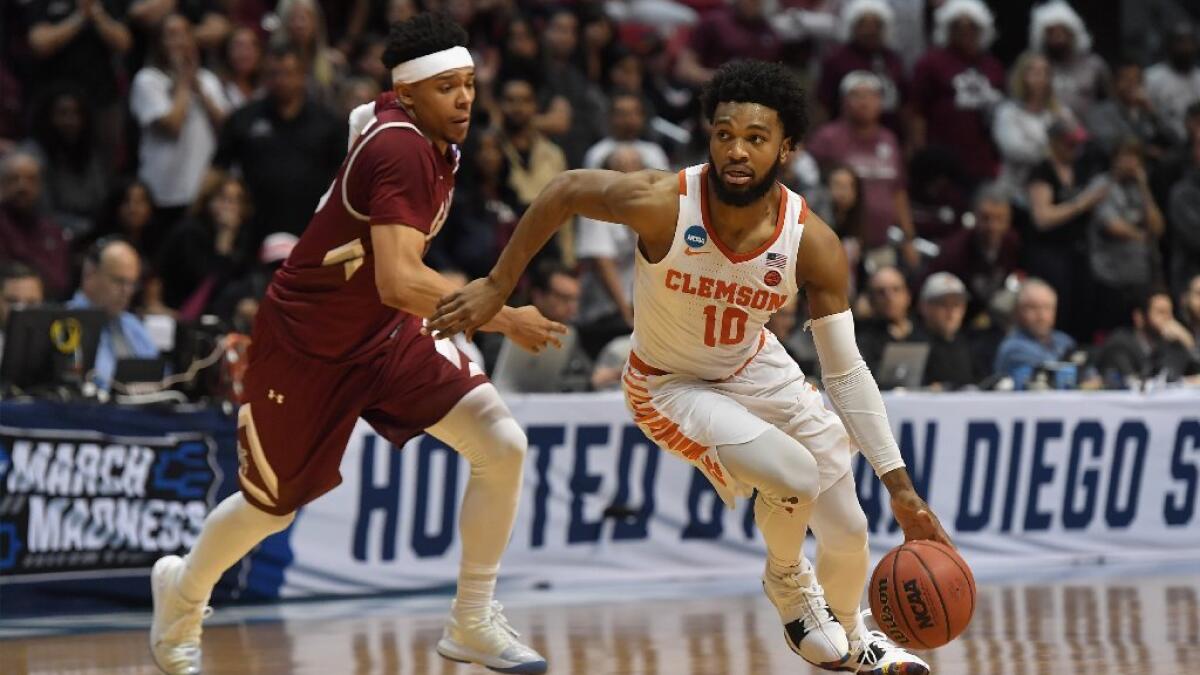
[904,579,936,630]
[764,270,782,287]
[874,578,910,644]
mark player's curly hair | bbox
[381,13,469,70]
[701,60,809,143]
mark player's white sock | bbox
[424,386,525,621]
[178,493,295,604]
[809,473,871,631]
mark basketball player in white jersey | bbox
[430,60,950,674]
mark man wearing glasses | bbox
[66,237,158,390]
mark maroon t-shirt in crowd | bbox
[261,93,457,364]
[689,9,781,68]
[912,46,1005,182]
[806,119,905,249]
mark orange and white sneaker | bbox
[149,555,212,675]
[436,600,548,674]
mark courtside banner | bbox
[278,390,1200,597]
[0,426,222,579]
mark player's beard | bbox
[707,153,782,208]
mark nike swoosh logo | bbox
[684,249,708,256]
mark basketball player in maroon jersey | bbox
[149,14,558,675]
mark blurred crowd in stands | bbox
[1,0,1199,396]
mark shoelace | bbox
[163,604,213,645]
[487,601,520,640]
[775,574,832,629]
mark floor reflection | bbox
[5,572,1198,675]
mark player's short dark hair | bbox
[701,60,808,144]
[0,261,41,285]
[382,13,469,71]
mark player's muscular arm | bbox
[371,225,565,351]
[428,169,677,336]
[797,213,952,546]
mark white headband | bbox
[391,46,474,84]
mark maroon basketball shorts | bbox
[235,319,488,516]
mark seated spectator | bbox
[912,0,1004,186]
[489,262,591,393]
[67,238,160,391]
[582,93,669,171]
[157,174,254,317]
[675,0,781,87]
[807,165,865,297]
[85,178,158,261]
[918,272,977,389]
[1085,59,1171,161]
[0,262,46,368]
[993,52,1073,206]
[993,279,1076,381]
[130,13,229,239]
[589,334,632,392]
[212,44,345,241]
[808,71,918,267]
[219,26,264,109]
[22,84,108,236]
[0,151,71,298]
[212,232,299,334]
[818,0,908,136]
[1028,1,1110,120]
[1169,135,1200,295]
[577,145,642,359]
[1093,289,1199,385]
[857,265,928,372]
[1145,23,1200,145]
[1026,119,1108,341]
[925,185,1021,324]
[498,77,569,205]
[1181,273,1200,360]
[1089,140,1166,332]
[428,127,522,279]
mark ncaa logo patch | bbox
[764,270,782,287]
[685,225,708,249]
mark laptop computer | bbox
[876,342,931,390]
[0,307,106,393]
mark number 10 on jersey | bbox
[703,305,750,347]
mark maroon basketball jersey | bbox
[260,93,457,363]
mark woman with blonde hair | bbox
[271,0,346,106]
[993,51,1075,205]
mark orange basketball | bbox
[868,540,975,650]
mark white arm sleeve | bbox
[809,309,905,477]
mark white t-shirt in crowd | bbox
[130,67,229,208]
[576,214,639,325]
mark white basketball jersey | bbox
[629,164,806,381]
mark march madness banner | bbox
[276,391,1200,598]
[0,427,222,579]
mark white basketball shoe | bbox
[762,564,851,669]
[149,555,212,675]
[436,600,548,674]
[839,610,931,674]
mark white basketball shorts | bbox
[622,331,856,508]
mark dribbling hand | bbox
[891,490,954,548]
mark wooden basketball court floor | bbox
[3,561,1198,675]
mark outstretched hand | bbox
[504,305,568,354]
[428,277,509,340]
[891,489,953,547]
